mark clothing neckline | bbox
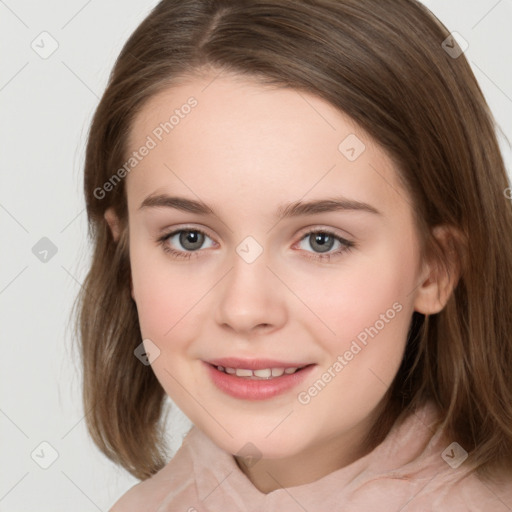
[186,400,447,505]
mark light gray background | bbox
[1,1,511,510]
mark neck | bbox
[234,401,391,494]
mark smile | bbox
[203,358,316,400]
[215,365,304,379]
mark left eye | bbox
[297,231,351,254]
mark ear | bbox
[413,225,462,315]
[104,207,121,242]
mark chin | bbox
[203,421,309,460]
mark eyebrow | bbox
[139,194,381,218]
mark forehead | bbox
[125,73,410,218]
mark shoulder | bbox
[442,468,512,510]
[109,428,199,512]
[407,467,512,512]
[109,479,163,512]
[370,402,512,510]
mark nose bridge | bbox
[214,237,286,334]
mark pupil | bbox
[311,233,333,253]
[180,231,203,251]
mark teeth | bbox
[253,368,272,378]
[217,366,301,379]
[235,368,253,377]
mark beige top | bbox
[111,401,512,511]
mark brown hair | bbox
[75,0,512,481]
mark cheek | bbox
[299,243,417,341]
[293,253,415,428]
[292,238,419,405]
[129,241,210,341]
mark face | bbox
[120,72,432,473]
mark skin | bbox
[106,71,456,494]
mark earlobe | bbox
[104,207,121,242]
[413,263,449,315]
[413,225,462,315]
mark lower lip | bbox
[204,362,316,401]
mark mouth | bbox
[209,364,309,380]
[203,358,316,400]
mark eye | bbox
[296,229,354,261]
[157,227,354,262]
[157,228,215,259]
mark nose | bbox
[214,249,287,336]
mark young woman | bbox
[76,0,512,509]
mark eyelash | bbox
[156,227,355,262]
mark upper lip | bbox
[206,357,313,370]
